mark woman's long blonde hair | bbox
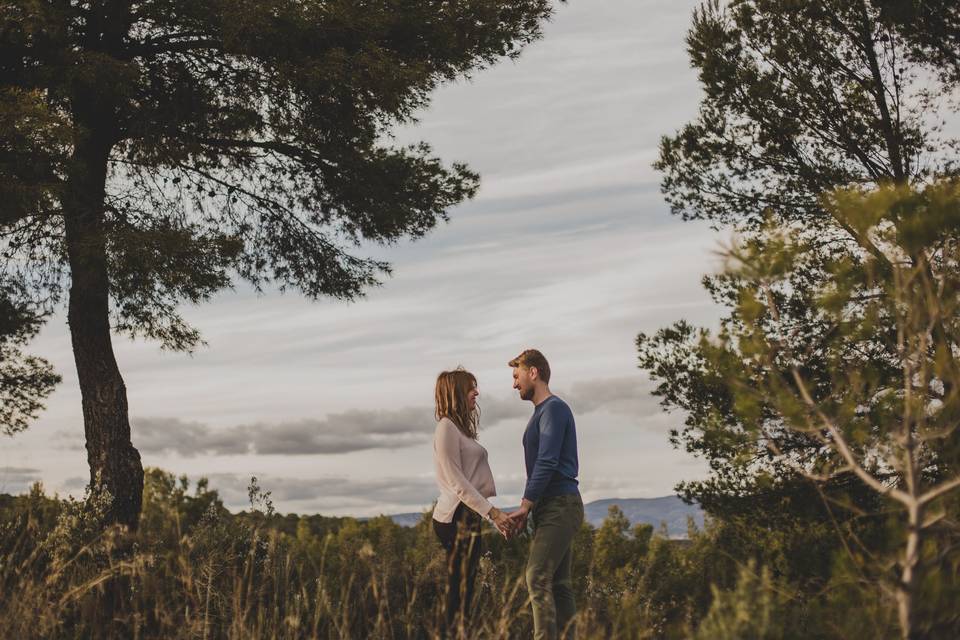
[435,367,479,439]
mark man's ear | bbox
[529,366,539,381]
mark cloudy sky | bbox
[3,0,726,516]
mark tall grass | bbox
[4,469,898,639]
[0,475,652,639]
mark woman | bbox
[432,367,513,634]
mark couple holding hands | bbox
[432,349,583,640]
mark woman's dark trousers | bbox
[433,503,483,635]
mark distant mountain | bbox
[583,496,703,537]
[384,496,704,538]
[386,512,429,528]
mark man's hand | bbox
[506,498,535,533]
[506,509,527,534]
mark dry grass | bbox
[0,482,625,640]
[6,471,904,640]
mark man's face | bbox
[512,366,535,401]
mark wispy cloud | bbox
[0,466,42,493]
[131,375,663,458]
[134,407,434,457]
[565,377,664,418]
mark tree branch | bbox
[857,0,906,181]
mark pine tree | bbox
[641,0,959,530]
[1,0,556,528]
[702,182,960,638]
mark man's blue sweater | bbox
[522,395,580,503]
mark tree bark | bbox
[63,133,143,530]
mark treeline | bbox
[0,467,935,639]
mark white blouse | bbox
[432,417,497,523]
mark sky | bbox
[2,0,727,517]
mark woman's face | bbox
[467,383,479,410]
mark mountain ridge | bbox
[384,495,704,538]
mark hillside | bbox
[386,496,704,537]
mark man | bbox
[507,349,583,640]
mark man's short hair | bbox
[508,349,551,384]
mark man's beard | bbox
[519,387,534,401]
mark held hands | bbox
[505,498,534,535]
[490,499,534,539]
[491,508,517,539]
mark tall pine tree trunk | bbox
[63,132,143,530]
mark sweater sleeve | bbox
[522,403,566,503]
[435,420,494,517]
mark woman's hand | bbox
[489,507,516,539]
